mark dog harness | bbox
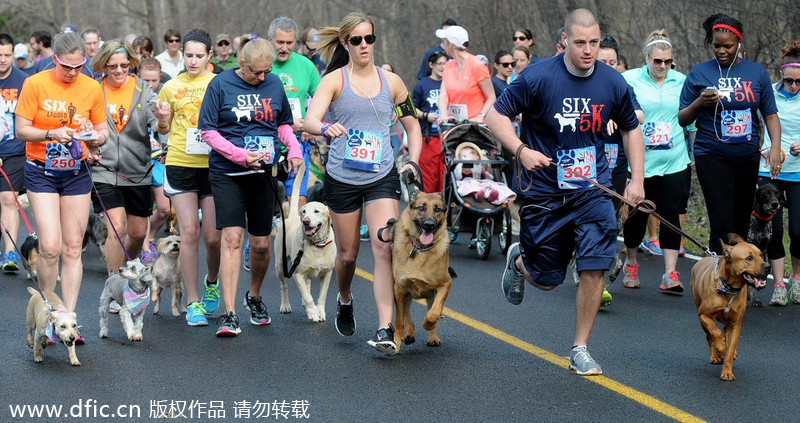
[714,257,742,312]
[123,280,151,315]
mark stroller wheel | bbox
[476,218,492,260]
[499,208,512,254]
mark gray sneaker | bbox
[770,283,789,306]
[502,242,525,305]
[790,278,800,304]
[569,345,603,376]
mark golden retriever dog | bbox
[274,164,336,322]
[26,287,81,366]
[690,234,769,381]
[392,191,451,354]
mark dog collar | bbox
[303,229,332,248]
[123,280,151,315]
[714,257,742,295]
[752,210,775,221]
[407,235,435,259]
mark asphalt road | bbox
[2,227,799,422]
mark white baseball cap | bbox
[436,25,469,49]
[14,43,27,59]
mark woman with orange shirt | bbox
[15,32,109,319]
[89,40,162,275]
[436,25,495,124]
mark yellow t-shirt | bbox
[157,72,216,168]
[103,75,136,133]
[16,70,107,162]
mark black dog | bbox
[747,183,786,307]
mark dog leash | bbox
[513,145,715,256]
[0,160,41,283]
[86,161,133,262]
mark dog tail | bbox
[288,162,306,217]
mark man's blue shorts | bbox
[284,138,311,197]
[518,189,617,286]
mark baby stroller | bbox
[442,123,514,260]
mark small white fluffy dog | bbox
[99,258,152,341]
[26,287,81,366]
[151,235,184,316]
[273,164,336,322]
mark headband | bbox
[712,24,742,40]
[781,62,800,69]
[182,33,211,50]
[114,47,128,55]
[645,40,672,49]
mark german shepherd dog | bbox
[391,190,452,353]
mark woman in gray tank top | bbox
[305,12,422,355]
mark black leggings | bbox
[757,177,800,260]
[624,167,690,251]
[695,155,758,254]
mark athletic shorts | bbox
[324,167,401,214]
[209,171,275,236]
[284,138,311,197]
[518,189,617,286]
[0,154,25,192]
[163,165,212,198]
[91,183,153,217]
[24,160,92,196]
[151,160,165,187]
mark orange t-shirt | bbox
[16,69,107,162]
[442,54,490,121]
[103,75,135,133]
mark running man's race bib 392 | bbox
[556,146,597,190]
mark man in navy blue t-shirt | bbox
[487,9,644,376]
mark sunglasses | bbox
[106,62,130,71]
[784,78,800,86]
[601,35,617,42]
[247,65,272,77]
[54,55,86,71]
[167,38,181,44]
[513,36,528,42]
[347,34,376,46]
[497,61,516,68]
[217,41,229,47]
[650,56,674,66]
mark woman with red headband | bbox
[678,13,782,254]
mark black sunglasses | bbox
[497,61,516,68]
[650,57,674,66]
[784,78,800,86]
[167,38,181,43]
[247,65,272,77]
[513,36,528,42]
[347,34,376,46]
[217,41,230,47]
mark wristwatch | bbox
[45,130,52,141]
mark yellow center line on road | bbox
[354,267,706,423]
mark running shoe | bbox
[367,325,398,355]
[186,301,208,326]
[3,251,20,272]
[360,224,370,242]
[215,311,241,337]
[622,262,640,289]
[639,238,663,256]
[501,242,525,305]
[243,239,251,272]
[660,270,684,293]
[769,282,789,306]
[335,294,356,336]
[243,291,271,325]
[790,277,800,304]
[202,275,221,314]
[448,230,459,244]
[569,345,602,376]
[600,285,612,307]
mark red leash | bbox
[0,160,36,236]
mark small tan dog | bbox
[690,234,769,381]
[274,164,336,322]
[391,191,452,354]
[26,287,81,366]
[151,235,184,316]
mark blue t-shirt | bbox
[679,58,777,163]
[198,69,293,173]
[493,53,639,196]
[412,76,441,137]
[491,76,508,99]
[0,68,29,157]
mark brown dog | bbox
[391,191,452,354]
[690,234,769,380]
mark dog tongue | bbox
[419,231,434,246]
[305,227,316,236]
